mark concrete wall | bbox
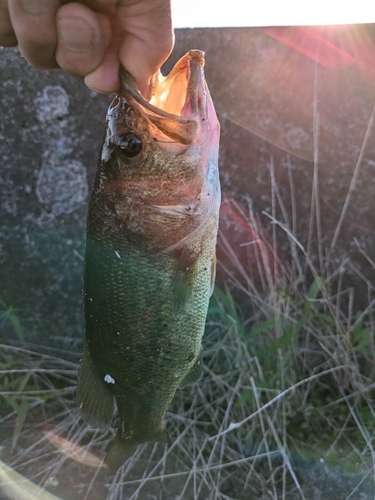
[1,27,375,350]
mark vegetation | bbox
[1,119,375,499]
[1,248,375,499]
[0,301,77,481]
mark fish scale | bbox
[85,238,209,380]
[77,50,220,471]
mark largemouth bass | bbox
[77,50,220,470]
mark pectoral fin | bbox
[210,254,217,297]
[180,350,203,387]
[77,345,114,430]
[172,248,200,320]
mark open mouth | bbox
[119,50,207,145]
[149,50,206,118]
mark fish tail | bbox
[104,434,139,472]
[105,429,170,472]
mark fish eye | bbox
[118,133,142,157]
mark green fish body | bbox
[77,50,220,470]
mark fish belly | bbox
[78,233,211,447]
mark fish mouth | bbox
[119,50,207,145]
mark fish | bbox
[77,50,221,471]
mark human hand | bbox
[0,0,174,96]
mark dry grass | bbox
[1,247,375,499]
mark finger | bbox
[83,11,122,93]
[0,0,17,46]
[94,0,118,4]
[8,0,60,69]
[84,43,120,93]
[56,3,109,78]
[116,0,174,96]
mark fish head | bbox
[94,50,220,253]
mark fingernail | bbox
[19,0,52,14]
[58,18,94,53]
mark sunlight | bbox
[173,0,375,27]
[0,460,63,500]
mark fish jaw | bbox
[95,50,221,256]
[148,50,221,255]
[120,49,220,179]
[119,50,213,144]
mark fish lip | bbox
[119,50,206,145]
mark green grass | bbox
[0,304,75,463]
[0,300,24,343]
[209,281,375,476]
